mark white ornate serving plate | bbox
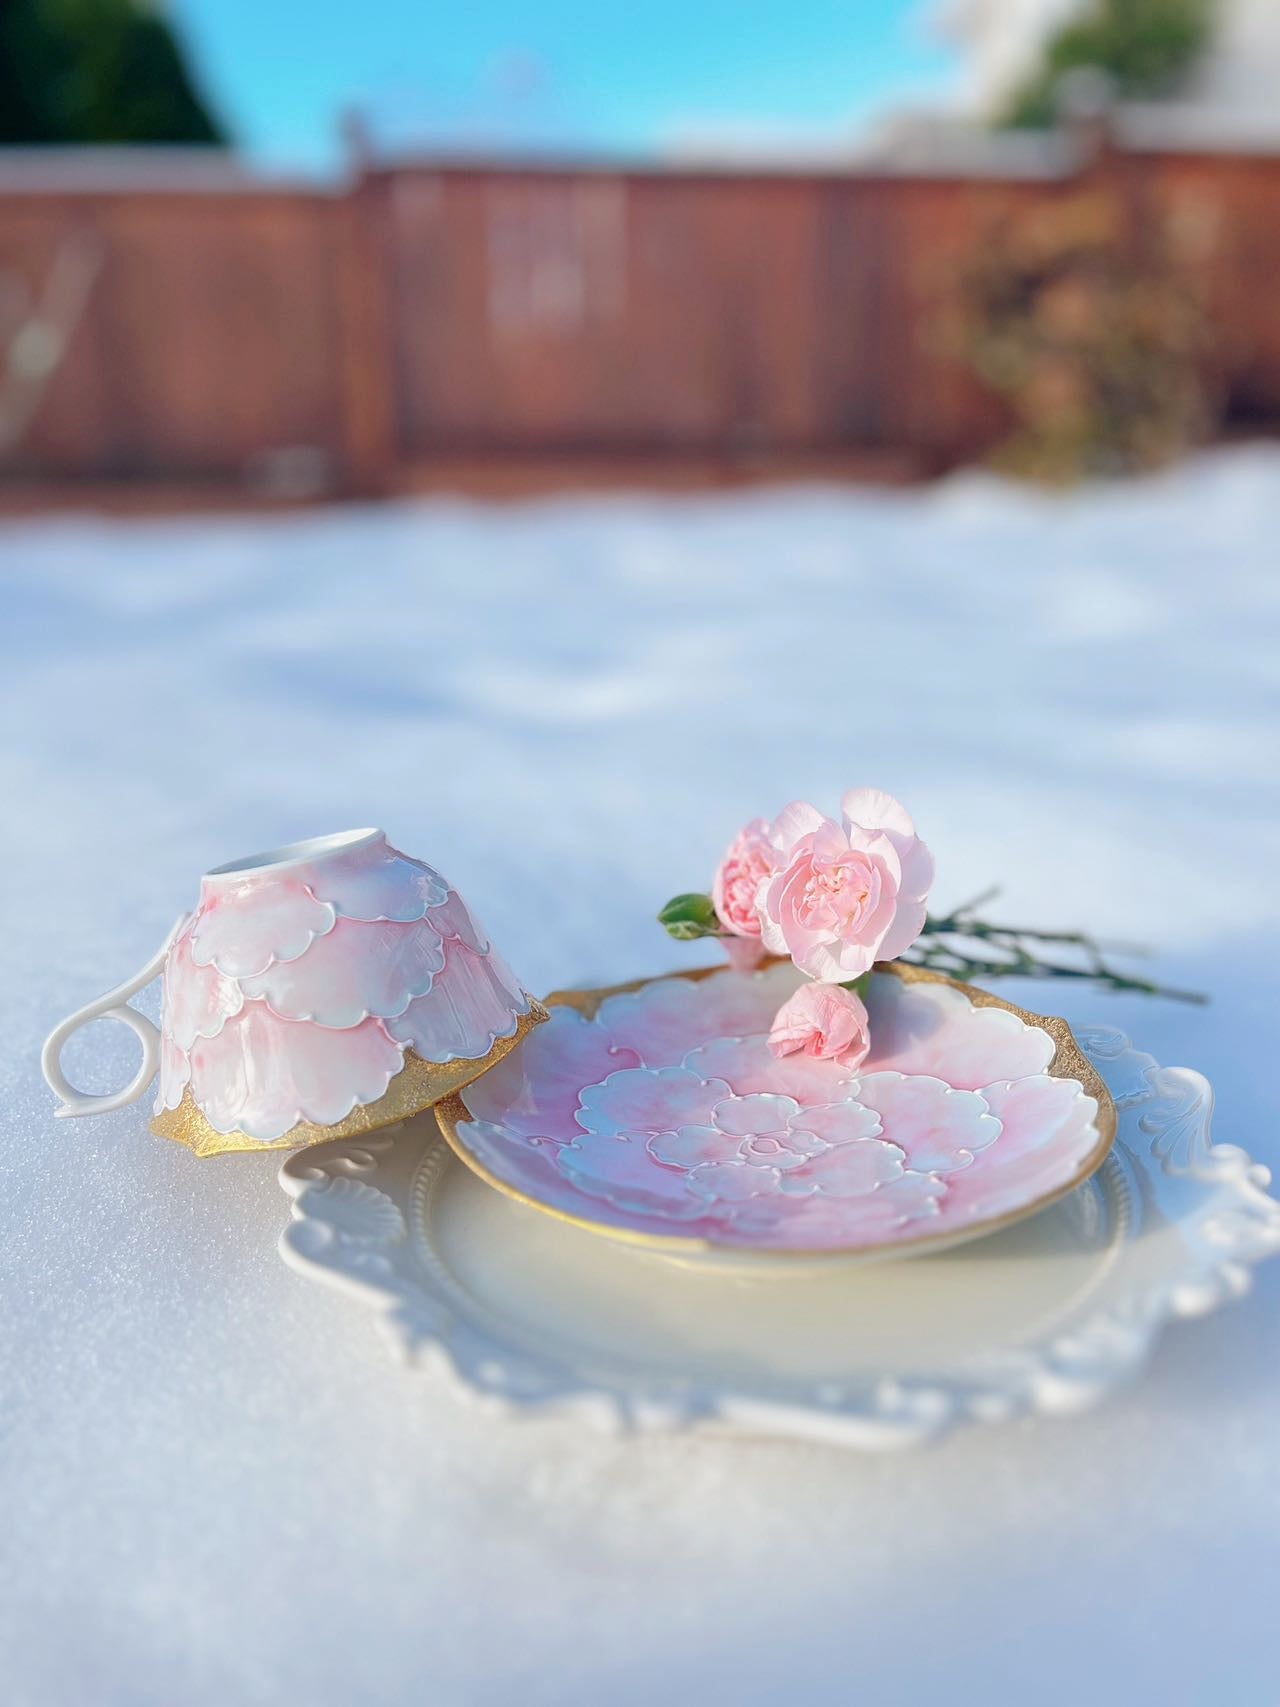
[434,963,1116,1262]
[278,1020,1280,1449]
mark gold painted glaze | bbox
[150,999,548,1158]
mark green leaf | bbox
[657,892,721,942]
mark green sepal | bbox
[657,892,722,942]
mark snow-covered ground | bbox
[2,448,1279,1704]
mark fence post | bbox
[336,115,397,496]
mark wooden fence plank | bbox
[1,144,1278,492]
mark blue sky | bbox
[172,0,961,171]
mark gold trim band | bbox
[150,998,548,1158]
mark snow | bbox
[2,446,1279,1704]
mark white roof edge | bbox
[0,146,342,195]
[2,111,1279,197]
[1113,102,1280,156]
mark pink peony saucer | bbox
[435,961,1117,1261]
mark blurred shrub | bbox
[0,0,224,145]
[955,188,1218,482]
[1005,0,1213,128]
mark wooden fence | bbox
[1,135,1278,494]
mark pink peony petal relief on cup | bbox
[42,828,547,1156]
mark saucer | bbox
[277,1021,1280,1449]
[433,962,1116,1262]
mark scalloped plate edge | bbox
[277,1028,1280,1450]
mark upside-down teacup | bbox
[42,829,547,1156]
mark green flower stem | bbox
[657,887,1206,1004]
[911,897,1206,1004]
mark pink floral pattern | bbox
[454,963,1105,1252]
[156,832,530,1141]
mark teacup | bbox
[42,829,547,1156]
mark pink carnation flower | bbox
[759,787,934,981]
[768,981,871,1070]
[712,817,776,971]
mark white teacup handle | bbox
[42,916,186,1119]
